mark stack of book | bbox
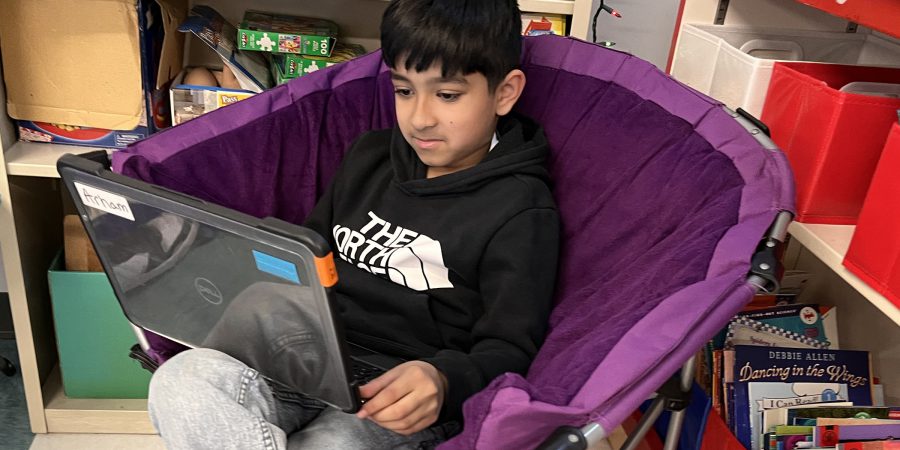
[694,286,897,450]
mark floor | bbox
[0,338,165,450]
[1,339,33,450]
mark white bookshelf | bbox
[0,0,595,436]
[5,142,103,178]
[788,222,900,327]
[520,0,577,15]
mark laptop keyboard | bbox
[350,358,385,384]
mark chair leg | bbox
[1,356,15,377]
[620,397,667,450]
[662,356,697,450]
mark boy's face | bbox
[390,62,522,178]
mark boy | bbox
[147,0,560,448]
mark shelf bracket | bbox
[715,0,730,25]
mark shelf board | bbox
[788,222,900,327]
[5,141,106,178]
[519,0,575,15]
[795,0,900,40]
[42,365,155,434]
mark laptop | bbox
[57,153,403,413]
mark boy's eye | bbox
[394,88,413,97]
[437,92,461,102]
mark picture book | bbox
[726,316,829,349]
[767,426,814,450]
[749,382,850,450]
[816,418,900,426]
[814,423,900,446]
[730,345,872,449]
[788,406,897,425]
[837,441,900,450]
[738,304,829,345]
[762,401,852,439]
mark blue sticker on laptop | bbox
[253,250,301,284]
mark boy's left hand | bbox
[356,361,447,435]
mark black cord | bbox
[592,1,621,44]
[592,0,604,43]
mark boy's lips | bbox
[413,137,442,149]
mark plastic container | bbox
[48,253,151,398]
[761,61,900,224]
[844,122,900,309]
[672,24,900,117]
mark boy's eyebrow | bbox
[434,76,469,85]
[390,72,468,86]
[391,73,410,82]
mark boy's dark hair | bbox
[381,0,522,90]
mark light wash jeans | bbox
[148,348,457,450]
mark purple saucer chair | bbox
[112,35,794,449]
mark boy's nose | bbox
[410,98,437,130]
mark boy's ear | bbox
[494,69,526,116]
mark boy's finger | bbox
[385,415,436,436]
[356,382,412,419]
[368,390,421,423]
[358,368,402,400]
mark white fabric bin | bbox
[671,24,900,117]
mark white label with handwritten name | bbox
[74,182,135,221]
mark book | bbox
[781,433,812,450]
[712,349,723,418]
[820,306,840,349]
[749,382,851,450]
[762,401,853,438]
[730,345,873,449]
[814,423,900,446]
[789,406,896,425]
[738,304,829,346]
[726,316,829,349]
[772,426,814,450]
[816,418,900,426]
[837,441,900,450]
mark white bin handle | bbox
[739,39,804,60]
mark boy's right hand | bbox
[355,361,447,436]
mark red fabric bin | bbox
[761,62,900,224]
[844,122,900,310]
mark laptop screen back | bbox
[60,165,357,410]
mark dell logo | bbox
[194,278,223,305]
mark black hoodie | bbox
[303,113,560,422]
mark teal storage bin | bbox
[48,253,151,398]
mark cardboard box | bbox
[64,215,103,272]
[271,60,292,86]
[170,70,257,125]
[179,5,272,93]
[237,10,338,57]
[0,0,187,147]
[276,43,366,80]
[17,121,149,149]
[48,253,152,398]
[170,6,270,124]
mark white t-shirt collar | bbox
[489,132,499,152]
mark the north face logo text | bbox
[333,212,453,291]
